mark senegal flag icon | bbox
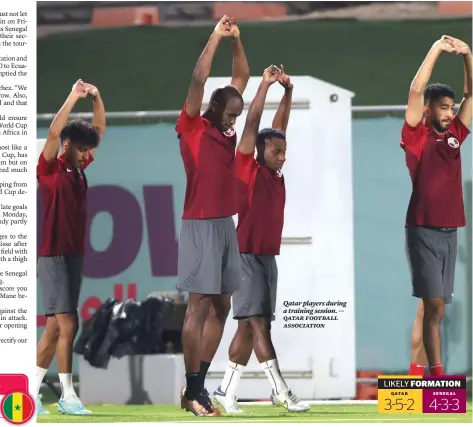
[1,392,34,424]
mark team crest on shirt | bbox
[223,126,236,137]
[447,137,459,148]
[276,169,283,178]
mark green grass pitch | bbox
[38,402,472,423]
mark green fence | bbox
[38,19,472,113]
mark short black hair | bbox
[424,83,455,105]
[208,85,243,110]
[60,120,99,148]
[256,127,286,155]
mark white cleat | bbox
[212,386,244,414]
[271,389,310,412]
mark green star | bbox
[14,404,21,411]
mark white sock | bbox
[36,367,48,397]
[261,359,288,395]
[58,373,76,400]
[219,361,244,397]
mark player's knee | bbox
[57,313,78,339]
[45,317,60,341]
[249,317,270,337]
[423,299,445,321]
[185,296,211,324]
[237,320,253,339]
[416,300,424,319]
[211,295,231,323]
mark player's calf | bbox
[409,300,426,375]
[422,298,445,375]
[213,321,252,414]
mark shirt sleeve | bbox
[175,104,205,135]
[81,152,95,170]
[37,152,59,176]
[400,121,426,156]
[448,115,471,145]
[235,150,258,186]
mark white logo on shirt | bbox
[223,126,236,137]
[447,137,459,148]
[66,168,72,172]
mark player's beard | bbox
[431,117,449,133]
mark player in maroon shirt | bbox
[36,80,106,415]
[176,15,249,416]
[211,65,309,413]
[402,36,471,377]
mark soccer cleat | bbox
[271,389,310,412]
[212,386,244,414]
[181,390,221,417]
[57,396,92,415]
[36,394,49,415]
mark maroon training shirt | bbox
[37,152,93,257]
[401,115,470,228]
[176,105,238,219]
[235,151,286,255]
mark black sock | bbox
[199,361,211,389]
[184,373,200,400]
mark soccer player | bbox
[212,65,310,413]
[402,35,471,377]
[36,80,106,415]
[176,15,249,416]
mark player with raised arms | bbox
[212,65,310,413]
[175,15,249,416]
[36,80,106,415]
[402,36,471,377]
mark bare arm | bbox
[185,33,222,118]
[185,16,236,118]
[406,37,454,127]
[456,46,472,127]
[230,37,250,94]
[89,89,106,156]
[43,80,86,162]
[238,66,280,154]
[272,71,293,133]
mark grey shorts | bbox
[232,254,278,321]
[37,256,84,316]
[177,217,241,295]
[405,226,457,304]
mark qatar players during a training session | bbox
[212,65,310,413]
[175,16,249,416]
[36,80,106,415]
[402,35,471,377]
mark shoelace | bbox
[287,390,301,403]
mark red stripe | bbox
[21,393,33,419]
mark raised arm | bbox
[43,80,87,162]
[228,19,250,94]
[406,36,455,127]
[185,16,233,118]
[238,65,281,154]
[82,83,106,156]
[272,66,293,134]
[450,37,472,127]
